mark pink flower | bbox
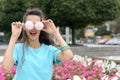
[0,75,5,80]
[0,66,16,80]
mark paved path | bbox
[0,44,120,61]
[72,46,120,57]
[0,45,7,56]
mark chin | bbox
[28,37,38,41]
[27,33,40,41]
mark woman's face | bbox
[25,15,41,41]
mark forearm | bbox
[54,31,67,47]
[54,31,73,60]
[2,36,17,71]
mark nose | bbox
[31,26,36,31]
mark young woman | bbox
[2,8,73,80]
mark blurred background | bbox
[0,0,120,62]
[0,0,120,45]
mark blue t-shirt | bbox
[12,43,61,80]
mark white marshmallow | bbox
[25,21,34,30]
[35,22,44,30]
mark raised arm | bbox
[42,19,73,61]
[53,29,73,61]
[2,22,23,71]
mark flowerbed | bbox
[0,55,120,80]
[53,55,120,80]
[0,66,16,80]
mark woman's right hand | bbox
[11,22,23,39]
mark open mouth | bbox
[29,31,37,36]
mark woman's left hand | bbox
[42,19,58,35]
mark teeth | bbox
[30,32,36,33]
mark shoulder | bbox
[42,43,60,52]
[13,43,24,56]
[14,43,24,49]
[15,43,24,46]
[42,43,56,49]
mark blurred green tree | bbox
[0,0,25,32]
[0,0,120,44]
[39,0,120,44]
[0,0,41,32]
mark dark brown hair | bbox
[21,8,54,45]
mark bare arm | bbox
[2,22,23,71]
[54,31,73,61]
[42,19,73,61]
[2,36,17,71]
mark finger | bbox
[11,22,18,28]
[21,23,25,27]
[15,22,18,27]
[42,20,48,23]
[21,23,25,29]
[42,19,52,23]
[41,29,47,32]
[48,19,53,23]
[16,22,23,28]
[17,22,21,27]
[12,22,16,26]
[41,18,44,21]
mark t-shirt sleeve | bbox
[12,45,18,66]
[50,45,61,64]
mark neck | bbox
[27,39,41,48]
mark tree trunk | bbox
[71,27,75,45]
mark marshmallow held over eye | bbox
[25,21,44,30]
[35,22,44,30]
[25,21,34,30]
